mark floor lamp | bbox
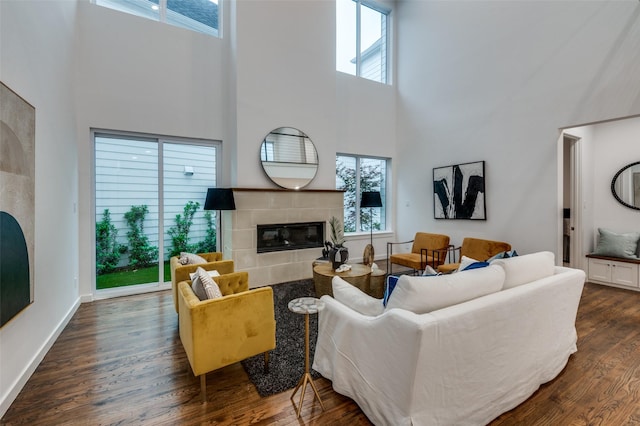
[204,188,236,254]
[360,191,382,266]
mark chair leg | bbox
[200,374,207,403]
[264,351,270,373]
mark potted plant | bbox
[328,216,349,269]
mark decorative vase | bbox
[330,246,349,270]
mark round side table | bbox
[288,297,326,418]
[313,263,371,298]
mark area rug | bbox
[241,279,322,397]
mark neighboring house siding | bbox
[96,139,217,264]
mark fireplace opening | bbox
[257,221,325,253]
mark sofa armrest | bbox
[178,282,276,376]
[313,295,434,415]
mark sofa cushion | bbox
[179,252,207,265]
[332,276,384,316]
[592,228,640,259]
[491,251,555,290]
[385,264,505,314]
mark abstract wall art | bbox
[1,82,35,327]
[433,160,486,220]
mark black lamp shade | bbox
[204,188,236,211]
[361,191,382,208]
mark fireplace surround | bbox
[224,188,344,287]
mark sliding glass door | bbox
[94,131,220,292]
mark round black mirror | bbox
[611,161,640,210]
[259,127,318,190]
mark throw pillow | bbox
[179,252,207,265]
[592,228,640,259]
[422,265,438,276]
[385,265,505,314]
[191,267,208,300]
[491,251,555,290]
[197,267,222,299]
[383,275,400,306]
[460,261,490,271]
[189,269,221,281]
[456,255,479,272]
[191,267,223,300]
[332,276,384,316]
[486,250,519,262]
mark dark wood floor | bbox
[2,282,640,425]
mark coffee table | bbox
[313,263,371,297]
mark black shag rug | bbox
[240,279,322,397]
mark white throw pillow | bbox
[457,255,479,272]
[491,251,555,290]
[189,269,221,281]
[422,265,438,276]
[191,267,223,300]
[332,276,384,316]
[385,265,505,314]
[179,252,207,265]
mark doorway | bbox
[562,133,582,269]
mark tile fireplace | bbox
[225,188,343,287]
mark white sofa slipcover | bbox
[312,252,585,426]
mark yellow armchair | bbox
[177,271,276,402]
[437,237,511,273]
[387,232,451,275]
[170,252,234,313]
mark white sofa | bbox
[312,251,585,426]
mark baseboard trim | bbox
[0,297,81,418]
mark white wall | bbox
[75,1,229,298]
[395,0,640,257]
[0,0,79,416]
[588,116,640,249]
[225,0,398,259]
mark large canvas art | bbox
[1,82,35,327]
[433,161,486,220]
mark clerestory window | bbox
[336,0,390,84]
[95,0,220,38]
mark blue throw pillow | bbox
[383,275,399,306]
[460,261,490,271]
[487,250,518,262]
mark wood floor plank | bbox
[3,282,640,425]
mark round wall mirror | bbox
[611,161,640,210]
[260,127,318,190]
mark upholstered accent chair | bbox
[437,237,511,274]
[170,252,234,313]
[387,232,451,275]
[177,271,276,402]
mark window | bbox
[336,0,389,84]
[95,0,220,37]
[336,154,388,233]
[94,131,220,291]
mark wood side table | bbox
[313,263,372,297]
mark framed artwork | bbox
[433,160,486,220]
[1,82,35,327]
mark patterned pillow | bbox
[179,252,207,265]
[189,269,220,281]
[197,267,222,299]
